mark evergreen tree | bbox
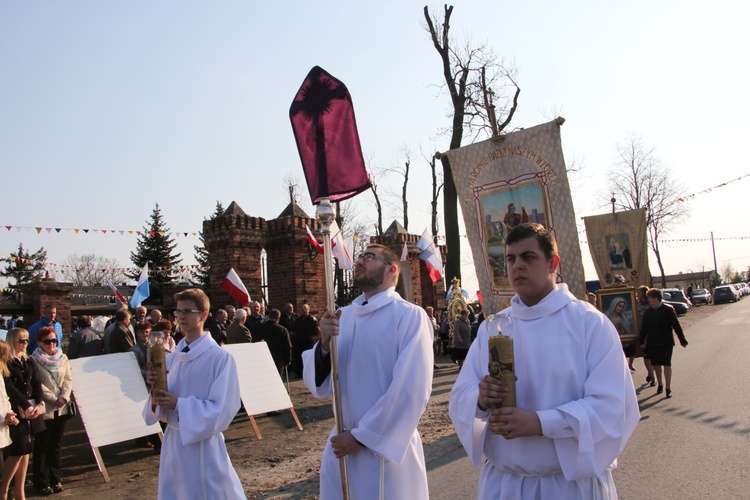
[1,243,47,303]
[194,201,224,288]
[130,203,182,292]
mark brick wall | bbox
[18,280,74,339]
[203,212,266,309]
[265,216,326,315]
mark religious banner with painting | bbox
[583,208,651,289]
[444,118,585,315]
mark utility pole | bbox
[711,231,718,274]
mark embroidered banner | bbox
[445,119,584,314]
[583,208,651,289]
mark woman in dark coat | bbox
[452,309,473,370]
[1,328,46,500]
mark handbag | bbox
[66,395,79,417]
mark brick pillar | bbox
[265,216,326,314]
[203,202,267,309]
[18,279,74,339]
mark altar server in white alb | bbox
[450,223,639,499]
[144,289,246,499]
[303,243,434,499]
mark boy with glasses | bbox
[143,289,245,499]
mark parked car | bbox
[713,285,739,304]
[739,283,749,297]
[661,289,691,315]
[732,283,744,299]
[691,288,712,305]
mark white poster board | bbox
[223,342,303,439]
[69,352,162,481]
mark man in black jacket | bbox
[639,288,688,399]
[279,303,298,335]
[109,309,135,354]
[255,309,292,374]
[67,316,103,358]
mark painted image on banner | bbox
[605,233,633,270]
[481,181,548,288]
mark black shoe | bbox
[37,487,54,496]
[666,389,672,398]
[650,380,656,387]
[646,375,653,384]
[656,385,663,394]
[52,483,64,493]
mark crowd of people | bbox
[0,295,318,498]
[0,223,696,498]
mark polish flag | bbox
[415,228,443,283]
[104,277,127,305]
[305,224,324,254]
[400,242,408,262]
[221,268,251,307]
[330,221,354,270]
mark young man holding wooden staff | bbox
[449,223,639,499]
[144,289,246,499]
[303,244,434,499]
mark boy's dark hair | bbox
[505,223,558,260]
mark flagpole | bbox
[316,197,350,499]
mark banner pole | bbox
[316,197,350,499]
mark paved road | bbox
[426,299,750,499]
[615,299,750,499]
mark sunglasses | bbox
[40,339,58,346]
[16,338,29,344]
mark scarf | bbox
[31,347,66,377]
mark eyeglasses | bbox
[356,252,392,265]
[16,338,29,344]
[40,339,58,346]
[174,309,202,316]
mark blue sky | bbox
[2,1,748,294]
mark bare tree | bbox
[423,4,520,282]
[400,157,410,232]
[281,172,302,204]
[376,146,412,231]
[422,149,444,239]
[63,254,127,286]
[370,181,384,236]
[607,135,688,287]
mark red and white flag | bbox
[104,277,127,305]
[400,242,408,262]
[416,228,443,283]
[305,224,325,254]
[221,268,251,307]
[330,220,354,270]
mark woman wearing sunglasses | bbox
[29,326,73,496]
[1,328,45,500]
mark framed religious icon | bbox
[597,287,639,345]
